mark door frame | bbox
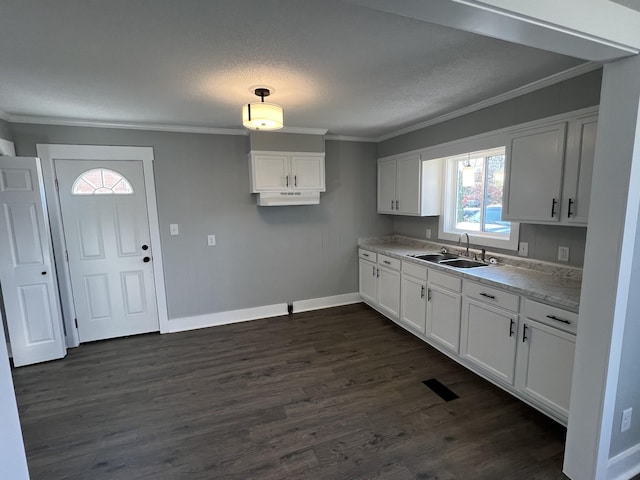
[36,144,169,347]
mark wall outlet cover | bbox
[518,242,529,257]
[558,246,570,262]
[207,234,216,246]
[622,408,633,432]
[170,224,179,236]
[425,229,432,239]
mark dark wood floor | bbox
[13,304,569,479]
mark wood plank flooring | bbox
[12,304,569,479]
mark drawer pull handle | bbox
[546,314,571,325]
[479,292,496,300]
[427,288,432,302]
[551,198,557,217]
[383,260,391,265]
[377,268,380,278]
[522,324,528,343]
[509,319,515,337]
[363,253,369,257]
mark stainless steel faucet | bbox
[459,233,470,257]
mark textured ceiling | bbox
[0,0,585,138]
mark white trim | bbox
[0,109,10,122]
[607,443,640,480]
[325,135,377,143]
[35,144,170,345]
[376,62,601,142]
[14,116,247,136]
[166,303,288,333]
[292,293,362,313]
[0,139,16,156]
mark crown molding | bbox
[7,115,248,136]
[278,126,329,135]
[325,134,377,143]
[375,61,602,142]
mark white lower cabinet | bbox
[461,299,518,384]
[427,281,462,353]
[358,249,400,320]
[515,300,577,420]
[400,262,427,334]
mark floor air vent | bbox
[423,378,459,402]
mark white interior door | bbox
[0,156,66,366]
[55,160,158,343]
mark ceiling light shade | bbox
[462,156,475,187]
[242,88,283,131]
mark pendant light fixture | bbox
[242,87,284,131]
[462,155,475,187]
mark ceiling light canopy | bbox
[242,88,283,131]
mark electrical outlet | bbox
[518,242,529,257]
[558,246,570,262]
[170,224,179,236]
[425,229,432,239]
[207,234,216,246]
[622,408,633,432]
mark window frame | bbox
[438,147,520,251]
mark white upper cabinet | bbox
[503,109,598,225]
[377,153,441,216]
[503,122,567,223]
[249,151,325,193]
[562,114,598,225]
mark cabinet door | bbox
[461,299,518,384]
[426,285,462,353]
[564,115,597,225]
[396,154,421,215]
[358,259,377,305]
[251,154,289,192]
[377,265,400,319]
[503,123,566,223]
[377,160,397,214]
[290,155,325,191]
[516,320,575,419]
[401,275,427,334]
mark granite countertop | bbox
[358,237,582,312]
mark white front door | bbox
[0,156,66,366]
[55,160,159,342]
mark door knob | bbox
[142,244,149,251]
[143,256,151,263]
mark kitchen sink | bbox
[440,258,488,268]
[411,253,459,262]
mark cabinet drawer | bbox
[359,249,377,262]
[429,270,461,292]
[464,281,520,313]
[378,254,400,270]
[402,261,427,281]
[523,299,578,334]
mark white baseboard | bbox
[292,293,362,313]
[166,303,289,333]
[608,442,640,480]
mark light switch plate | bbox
[425,229,431,239]
[558,246,570,262]
[170,224,179,236]
[518,242,529,257]
[622,408,633,432]
[207,234,216,246]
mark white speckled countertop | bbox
[358,236,582,312]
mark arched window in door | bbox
[71,168,134,195]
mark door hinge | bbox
[55,178,59,191]
[74,318,78,329]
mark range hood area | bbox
[248,132,326,206]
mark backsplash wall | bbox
[393,216,587,267]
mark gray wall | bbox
[10,123,393,319]
[250,131,325,152]
[0,119,12,141]
[393,216,586,266]
[380,70,601,267]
